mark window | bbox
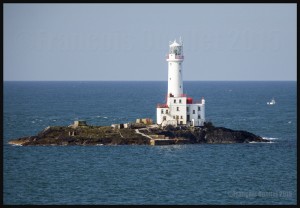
[177,107,179,111]
[179,70,181,73]
[174,99,176,103]
[163,116,166,121]
[193,110,195,114]
[176,115,179,119]
[180,121,183,125]
[179,99,181,103]
[187,107,189,111]
[166,110,168,114]
[180,85,181,88]
[198,115,201,119]
[161,109,163,114]
[170,78,171,80]
[173,116,175,119]
[180,116,183,119]
[198,106,201,111]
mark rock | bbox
[8,122,269,146]
[206,127,255,143]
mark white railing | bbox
[166,55,184,59]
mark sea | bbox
[3,81,297,205]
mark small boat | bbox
[267,98,276,105]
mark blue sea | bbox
[3,81,297,205]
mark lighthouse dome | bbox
[170,40,181,47]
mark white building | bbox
[157,38,205,127]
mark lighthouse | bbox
[167,39,184,99]
[157,38,205,127]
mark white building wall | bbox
[157,107,169,125]
[157,97,206,126]
[156,108,163,124]
[157,97,188,125]
[187,102,205,126]
[200,101,205,124]
[168,97,187,125]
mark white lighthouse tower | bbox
[157,38,205,127]
[167,39,184,99]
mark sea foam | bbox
[263,137,279,141]
[249,141,274,144]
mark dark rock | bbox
[8,122,269,146]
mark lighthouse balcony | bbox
[168,93,187,98]
[166,55,184,60]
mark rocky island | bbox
[8,120,270,146]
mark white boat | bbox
[267,98,276,105]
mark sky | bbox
[3,3,297,81]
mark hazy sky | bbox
[4,3,296,81]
